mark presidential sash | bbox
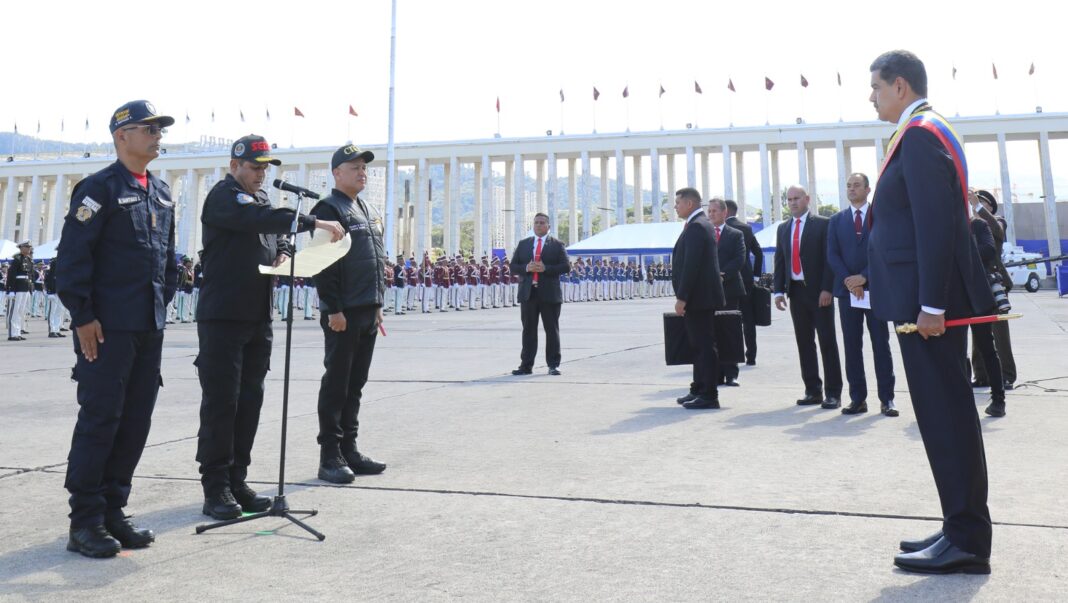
[878,106,969,218]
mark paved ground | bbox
[1,290,1066,601]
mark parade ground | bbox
[1,291,1066,602]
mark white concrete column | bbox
[996,133,1017,244]
[567,157,578,243]
[24,175,42,243]
[0,177,13,240]
[835,139,849,210]
[722,144,734,202]
[473,157,483,257]
[178,169,196,254]
[685,146,696,188]
[1038,132,1062,257]
[449,156,460,255]
[796,141,809,192]
[650,148,661,223]
[599,156,610,229]
[614,149,625,226]
[760,144,772,226]
[414,157,427,258]
[632,154,643,224]
[666,154,677,222]
[443,160,452,253]
[580,151,592,238]
[700,152,711,201]
[874,138,885,172]
[547,152,558,236]
[385,161,398,257]
[480,152,491,256]
[513,153,525,245]
[47,174,68,242]
[770,150,781,222]
[735,152,747,220]
[806,146,817,199]
[534,159,545,216]
[504,159,515,252]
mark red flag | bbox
[765,77,774,91]
[659,84,665,97]
[1029,62,1035,76]
[992,63,998,80]
[727,79,735,93]
[694,80,703,94]
[559,89,565,102]
[952,66,957,80]
[348,105,358,117]
[622,85,629,98]
[836,72,841,86]
[294,107,304,117]
[593,87,600,100]
[800,74,809,88]
[496,96,500,112]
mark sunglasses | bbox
[122,124,167,135]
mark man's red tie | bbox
[791,218,802,275]
[854,209,863,238]
[533,237,543,284]
[714,226,721,242]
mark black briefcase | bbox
[714,310,745,364]
[663,312,693,365]
[750,285,772,327]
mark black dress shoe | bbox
[203,488,243,519]
[511,367,532,375]
[344,451,387,475]
[821,397,841,410]
[841,401,868,415]
[683,396,720,409]
[970,379,990,388]
[985,400,1006,417]
[899,529,943,553]
[67,525,121,558]
[745,359,756,366]
[232,482,272,512]
[796,394,823,406]
[1003,381,1014,391]
[104,516,155,548]
[722,377,740,387]
[318,450,356,484]
[894,536,990,574]
[548,367,561,376]
[676,393,698,405]
[881,401,900,417]
[48,332,60,338]
[7,336,25,341]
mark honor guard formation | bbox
[4,49,1027,576]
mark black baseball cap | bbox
[331,144,375,170]
[109,100,175,133]
[232,135,281,166]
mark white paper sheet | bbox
[258,229,350,277]
[850,290,871,309]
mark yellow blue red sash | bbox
[879,108,969,216]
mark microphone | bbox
[272,179,320,200]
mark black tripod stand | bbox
[196,191,325,541]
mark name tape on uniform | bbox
[118,196,141,205]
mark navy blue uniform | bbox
[194,174,316,493]
[55,160,177,529]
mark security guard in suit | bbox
[195,135,344,519]
[56,100,178,558]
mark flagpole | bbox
[993,61,1000,115]
[658,83,664,131]
[385,0,398,257]
[560,95,564,136]
[625,92,630,133]
[1031,65,1039,112]
[34,122,40,160]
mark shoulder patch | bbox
[75,206,95,223]
[81,196,102,211]
[236,193,255,205]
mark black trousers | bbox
[788,282,842,398]
[969,321,1004,395]
[739,292,757,363]
[317,306,378,447]
[195,320,273,492]
[972,319,1016,385]
[519,286,562,369]
[719,297,740,381]
[65,329,163,529]
[684,307,720,399]
[837,296,895,404]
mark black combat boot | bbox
[318,443,356,484]
[341,440,387,475]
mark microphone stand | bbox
[196,191,325,541]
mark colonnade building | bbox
[2,113,1066,261]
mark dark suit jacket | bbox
[869,125,994,322]
[772,212,834,301]
[826,206,872,298]
[672,212,725,311]
[970,218,997,270]
[725,216,763,288]
[509,236,571,304]
[716,223,747,299]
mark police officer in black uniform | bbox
[56,100,177,558]
[195,135,344,520]
[310,144,388,483]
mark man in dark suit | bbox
[772,185,843,409]
[708,198,746,386]
[509,213,571,376]
[867,50,994,574]
[672,188,726,409]
[724,200,763,365]
[826,173,897,417]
